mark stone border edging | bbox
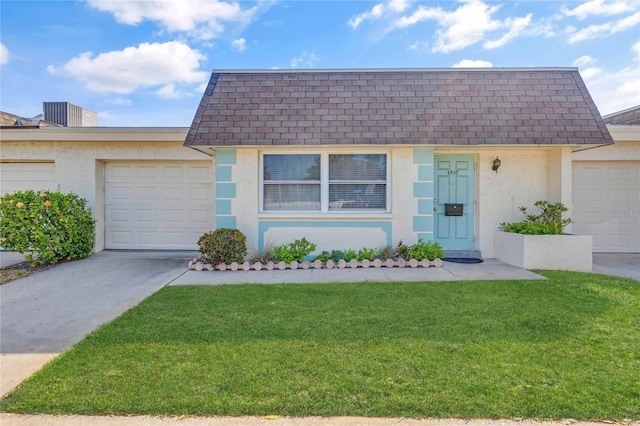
[188,258,444,271]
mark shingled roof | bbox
[603,105,640,125]
[185,68,613,147]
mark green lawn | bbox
[2,271,639,419]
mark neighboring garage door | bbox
[0,162,55,195]
[573,161,640,252]
[105,161,214,250]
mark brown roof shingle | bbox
[184,68,614,147]
[603,105,640,125]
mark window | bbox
[263,154,320,210]
[262,153,387,212]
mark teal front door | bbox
[434,155,475,250]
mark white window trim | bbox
[260,149,391,215]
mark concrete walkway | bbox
[171,258,544,285]
[1,414,637,426]
[592,253,640,281]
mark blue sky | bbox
[1,0,638,126]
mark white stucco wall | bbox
[0,128,212,251]
[229,145,565,258]
[2,126,576,258]
[572,125,640,161]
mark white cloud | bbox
[393,0,531,53]
[573,55,596,67]
[573,56,602,80]
[156,83,187,99]
[567,11,640,43]
[562,0,636,20]
[579,44,640,115]
[106,97,132,106]
[452,59,493,68]
[0,43,8,64]
[349,4,384,28]
[483,14,532,49]
[408,40,429,51]
[290,51,319,68]
[581,67,603,79]
[47,41,208,94]
[348,0,410,28]
[97,110,117,121]
[232,38,247,52]
[86,0,258,40]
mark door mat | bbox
[443,258,484,264]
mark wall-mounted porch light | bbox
[492,157,501,173]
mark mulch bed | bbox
[0,261,55,285]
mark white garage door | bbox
[573,161,640,252]
[0,162,55,195]
[105,161,214,250]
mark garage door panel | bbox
[105,161,214,250]
[573,161,640,252]
[610,189,632,202]
[189,166,211,179]
[578,166,603,180]
[609,167,632,180]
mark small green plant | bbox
[248,243,275,264]
[273,238,317,263]
[375,245,396,261]
[395,241,410,260]
[0,190,95,266]
[501,200,572,235]
[198,228,247,265]
[341,248,358,262]
[313,250,344,263]
[408,239,445,261]
[356,247,377,262]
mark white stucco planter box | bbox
[495,231,592,272]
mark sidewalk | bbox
[2,413,637,426]
[170,258,544,285]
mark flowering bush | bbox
[0,190,95,266]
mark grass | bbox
[1,271,639,419]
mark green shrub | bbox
[313,250,344,263]
[356,247,377,262]
[501,221,553,235]
[501,200,572,235]
[408,239,445,261]
[375,245,396,261]
[197,228,247,265]
[341,248,358,262]
[0,190,95,266]
[395,241,410,260]
[273,238,317,263]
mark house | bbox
[184,68,613,258]
[0,68,617,257]
[572,105,640,252]
[0,126,211,251]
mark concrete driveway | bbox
[0,250,195,396]
[593,253,640,281]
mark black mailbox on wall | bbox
[445,203,463,216]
